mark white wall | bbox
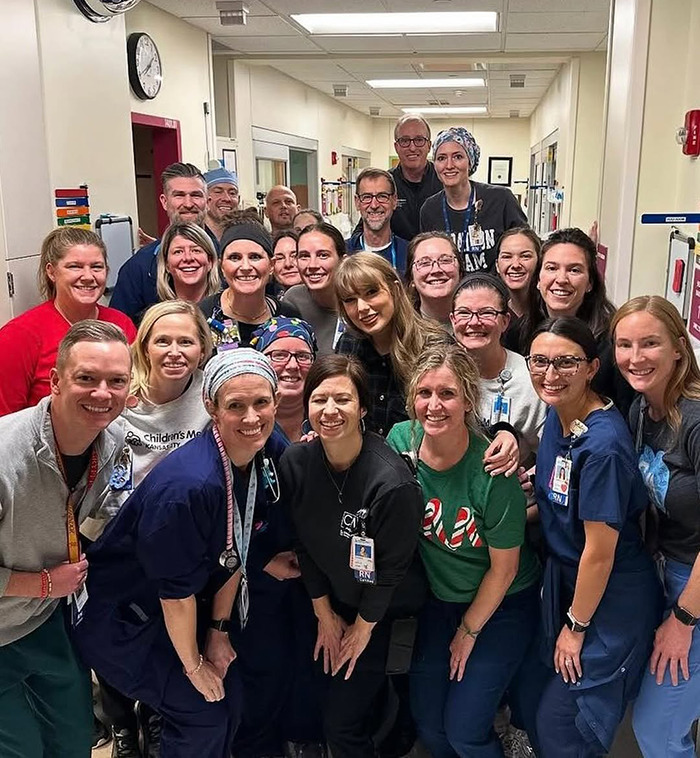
[217,61,376,207]
[125,2,214,168]
[629,0,700,298]
[370,117,531,194]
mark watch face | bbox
[127,33,162,100]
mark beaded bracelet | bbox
[40,569,53,599]
[184,654,204,677]
[459,621,480,640]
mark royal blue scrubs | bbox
[534,406,662,753]
[73,429,280,758]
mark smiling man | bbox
[389,115,443,242]
[204,167,240,243]
[0,321,131,758]
[346,168,409,275]
[110,162,219,324]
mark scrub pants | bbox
[0,605,93,758]
[410,584,541,758]
[633,558,700,758]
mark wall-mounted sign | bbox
[55,186,91,229]
[73,0,141,23]
[641,213,700,224]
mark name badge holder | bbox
[213,425,257,628]
[351,507,376,584]
[548,419,588,508]
[490,368,513,425]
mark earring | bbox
[360,418,366,434]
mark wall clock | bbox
[127,32,163,100]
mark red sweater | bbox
[0,300,137,417]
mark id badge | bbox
[69,584,88,627]
[468,224,485,250]
[109,447,133,492]
[490,394,511,425]
[550,455,572,506]
[332,318,345,350]
[350,536,376,584]
[217,319,241,352]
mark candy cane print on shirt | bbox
[423,498,483,550]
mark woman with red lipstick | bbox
[0,227,136,417]
[156,222,221,305]
[405,232,464,329]
[519,227,634,415]
[611,296,700,758]
[528,316,661,758]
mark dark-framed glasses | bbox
[267,349,314,366]
[525,354,590,375]
[357,192,394,205]
[396,136,429,148]
[451,308,507,323]
[413,255,457,272]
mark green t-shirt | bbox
[387,420,540,603]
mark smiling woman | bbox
[0,227,136,416]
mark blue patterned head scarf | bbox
[250,317,318,355]
[202,348,277,403]
[432,127,481,176]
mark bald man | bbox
[264,186,300,235]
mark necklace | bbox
[53,299,98,325]
[322,453,353,504]
[223,289,270,323]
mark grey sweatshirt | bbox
[0,397,124,645]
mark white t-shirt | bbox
[97,370,211,529]
[479,349,546,464]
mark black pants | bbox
[320,617,394,758]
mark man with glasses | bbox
[390,115,443,241]
[347,168,409,273]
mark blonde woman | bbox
[156,222,221,305]
[386,342,540,757]
[90,299,212,755]
[611,296,700,758]
[0,227,136,416]
[334,252,519,476]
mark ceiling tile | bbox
[507,11,608,33]
[507,0,609,10]
[183,15,297,36]
[268,62,354,81]
[311,35,413,53]
[505,32,604,51]
[147,0,275,16]
[408,33,503,53]
[214,35,323,53]
[265,0,385,13]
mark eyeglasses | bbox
[413,255,457,272]
[451,308,507,323]
[525,354,590,375]
[266,349,314,366]
[395,136,429,148]
[357,192,394,205]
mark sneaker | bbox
[284,741,328,758]
[499,726,535,758]
[112,727,142,758]
[93,716,112,749]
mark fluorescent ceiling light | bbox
[291,12,498,36]
[402,106,488,115]
[367,78,485,89]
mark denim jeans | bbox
[633,558,700,758]
[410,583,540,758]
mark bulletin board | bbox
[665,229,695,319]
[96,215,134,290]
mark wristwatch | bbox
[565,608,590,634]
[672,603,699,627]
[209,619,231,632]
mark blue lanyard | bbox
[441,186,476,252]
[360,234,396,269]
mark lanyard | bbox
[441,185,476,252]
[52,434,98,564]
[360,234,397,269]
[213,425,257,628]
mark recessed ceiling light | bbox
[291,12,498,36]
[402,106,488,115]
[367,78,485,89]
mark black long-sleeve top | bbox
[279,432,426,623]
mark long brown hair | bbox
[334,252,448,388]
[611,295,700,433]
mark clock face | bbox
[127,33,162,100]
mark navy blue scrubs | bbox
[534,406,662,754]
[73,429,279,758]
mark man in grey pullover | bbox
[0,320,131,758]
